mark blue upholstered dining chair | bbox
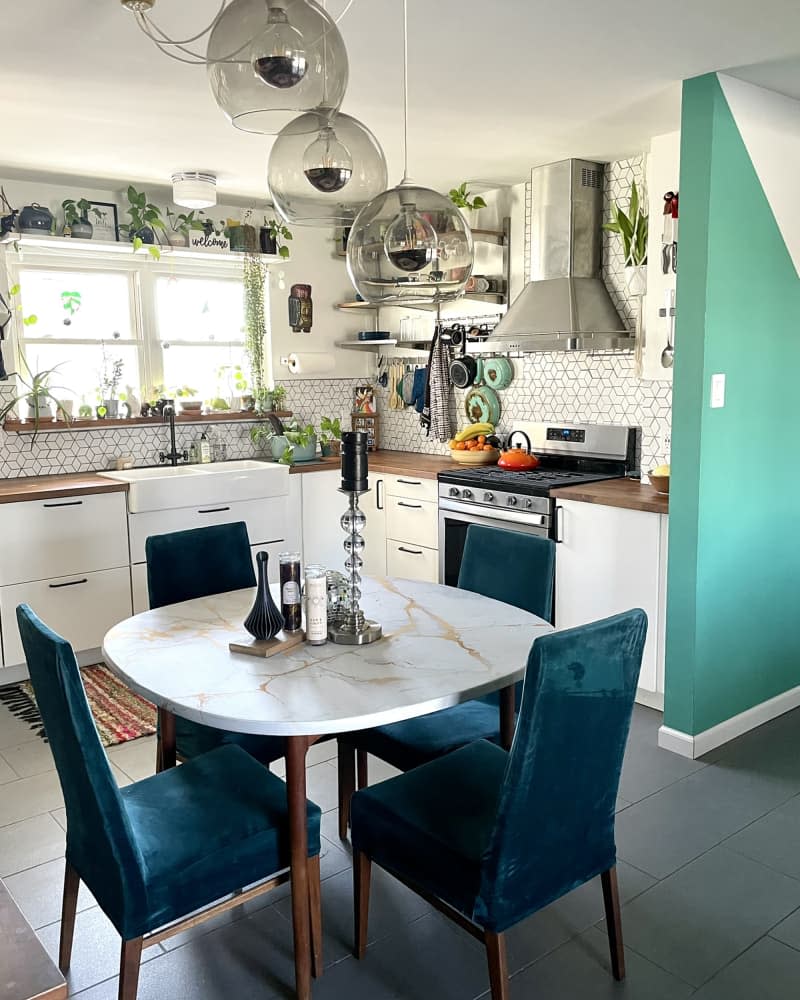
[350,610,647,1000]
[337,525,556,837]
[145,521,285,770]
[16,604,322,1000]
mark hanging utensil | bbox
[497,430,540,470]
[660,288,675,369]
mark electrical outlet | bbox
[662,431,671,454]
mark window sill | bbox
[3,411,293,433]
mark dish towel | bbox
[421,328,453,441]
[412,366,427,413]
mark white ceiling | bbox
[2,0,800,201]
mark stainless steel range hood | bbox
[485,158,634,353]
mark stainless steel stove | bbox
[438,422,639,587]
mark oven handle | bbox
[554,505,565,543]
[438,498,548,529]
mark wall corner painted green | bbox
[664,73,800,737]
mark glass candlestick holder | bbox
[328,488,382,645]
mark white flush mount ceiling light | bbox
[121,0,354,135]
[267,110,387,226]
[346,0,472,305]
[172,172,218,209]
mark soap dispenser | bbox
[199,432,212,464]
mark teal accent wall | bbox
[664,74,800,736]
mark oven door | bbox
[438,500,550,588]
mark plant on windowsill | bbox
[166,209,206,247]
[120,186,165,260]
[268,384,287,412]
[62,198,103,239]
[97,341,125,418]
[602,180,649,295]
[210,364,248,411]
[0,356,72,445]
[319,415,342,457]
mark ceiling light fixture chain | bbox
[401,0,409,181]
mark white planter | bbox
[167,232,189,247]
[625,264,648,297]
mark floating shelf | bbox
[4,410,293,433]
[335,338,397,351]
[472,228,508,246]
[335,301,379,311]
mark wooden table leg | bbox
[499,685,516,751]
[157,708,176,771]
[286,735,312,1000]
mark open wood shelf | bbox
[4,410,293,433]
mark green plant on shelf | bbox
[319,415,341,444]
[265,217,293,259]
[269,384,287,411]
[602,180,648,267]
[448,182,487,211]
[62,198,103,227]
[121,186,165,260]
[0,355,72,445]
[166,209,206,240]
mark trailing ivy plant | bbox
[265,218,293,259]
[448,182,487,211]
[602,180,648,267]
[121,186,164,260]
[243,252,268,401]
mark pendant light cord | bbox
[401,0,410,182]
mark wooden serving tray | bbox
[229,630,306,658]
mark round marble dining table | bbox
[103,576,551,1000]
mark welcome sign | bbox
[190,232,231,251]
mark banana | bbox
[454,422,493,442]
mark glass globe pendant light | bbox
[207,0,349,135]
[346,0,473,305]
[268,109,387,226]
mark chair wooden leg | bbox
[118,937,143,1000]
[601,866,625,981]
[337,740,356,840]
[156,708,176,772]
[356,749,368,790]
[309,854,323,978]
[485,931,509,1000]
[58,862,80,972]
[353,850,371,959]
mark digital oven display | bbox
[546,427,586,443]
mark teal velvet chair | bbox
[16,604,322,1000]
[350,610,647,1000]
[337,525,556,837]
[145,522,285,770]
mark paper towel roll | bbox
[286,352,335,376]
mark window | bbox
[12,252,260,411]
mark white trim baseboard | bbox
[659,682,800,759]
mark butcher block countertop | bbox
[290,450,459,479]
[551,477,669,515]
[0,473,129,505]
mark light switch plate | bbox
[711,373,726,408]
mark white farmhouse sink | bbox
[98,461,289,513]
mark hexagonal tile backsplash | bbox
[0,157,670,479]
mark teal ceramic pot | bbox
[270,434,317,463]
[70,219,93,239]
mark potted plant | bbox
[260,217,292,258]
[251,418,316,465]
[214,363,248,410]
[62,198,103,239]
[172,384,202,414]
[243,253,267,403]
[0,186,17,236]
[603,180,649,295]
[166,209,205,247]
[319,415,342,457]
[448,182,487,224]
[228,210,258,253]
[0,356,72,444]
[269,383,287,412]
[121,185,166,248]
[98,342,125,417]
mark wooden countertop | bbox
[0,473,129,505]
[551,477,669,514]
[290,450,459,479]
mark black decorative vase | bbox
[244,551,285,641]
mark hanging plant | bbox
[243,252,268,402]
[603,180,648,267]
[448,182,487,211]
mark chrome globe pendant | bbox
[207,0,349,135]
[346,0,473,305]
[268,109,387,226]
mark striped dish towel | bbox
[421,327,453,442]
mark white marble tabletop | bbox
[102,576,551,737]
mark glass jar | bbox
[279,551,302,632]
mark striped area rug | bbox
[0,664,156,747]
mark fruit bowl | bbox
[649,470,670,494]
[449,448,499,465]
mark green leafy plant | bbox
[269,384,287,411]
[448,182,487,211]
[172,384,198,398]
[265,217,293,259]
[98,342,124,401]
[319,415,341,444]
[243,253,267,400]
[62,198,103,227]
[121,186,165,260]
[0,355,72,444]
[602,180,648,267]
[8,283,38,328]
[250,418,314,465]
[166,209,205,239]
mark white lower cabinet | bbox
[0,567,132,668]
[383,475,439,583]
[301,470,348,570]
[386,539,438,583]
[555,499,667,704]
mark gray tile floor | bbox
[1,700,800,999]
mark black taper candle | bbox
[341,430,369,493]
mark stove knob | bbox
[462,489,473,500]
[507,496,518,507]
[483,492,494,503]
[449,487,461,498]
[526,498,533,509]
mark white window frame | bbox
[3,239,267,403]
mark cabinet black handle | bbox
[43,500,83,508]
[398,501,422,509]
[376,479,384,510]
[197,506,231,514]
[49,578,88,589]
[397,478,422,486]
[398,546,423,555]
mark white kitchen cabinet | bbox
[386,539,438,583]
[0,567,132,668]
[383,474,440,584]
[301,470,347,570]
[384,474,438,504]
[0,492,129,586]
[555,499,666,704]
[360,475,387,576]
[386,496,438,550]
